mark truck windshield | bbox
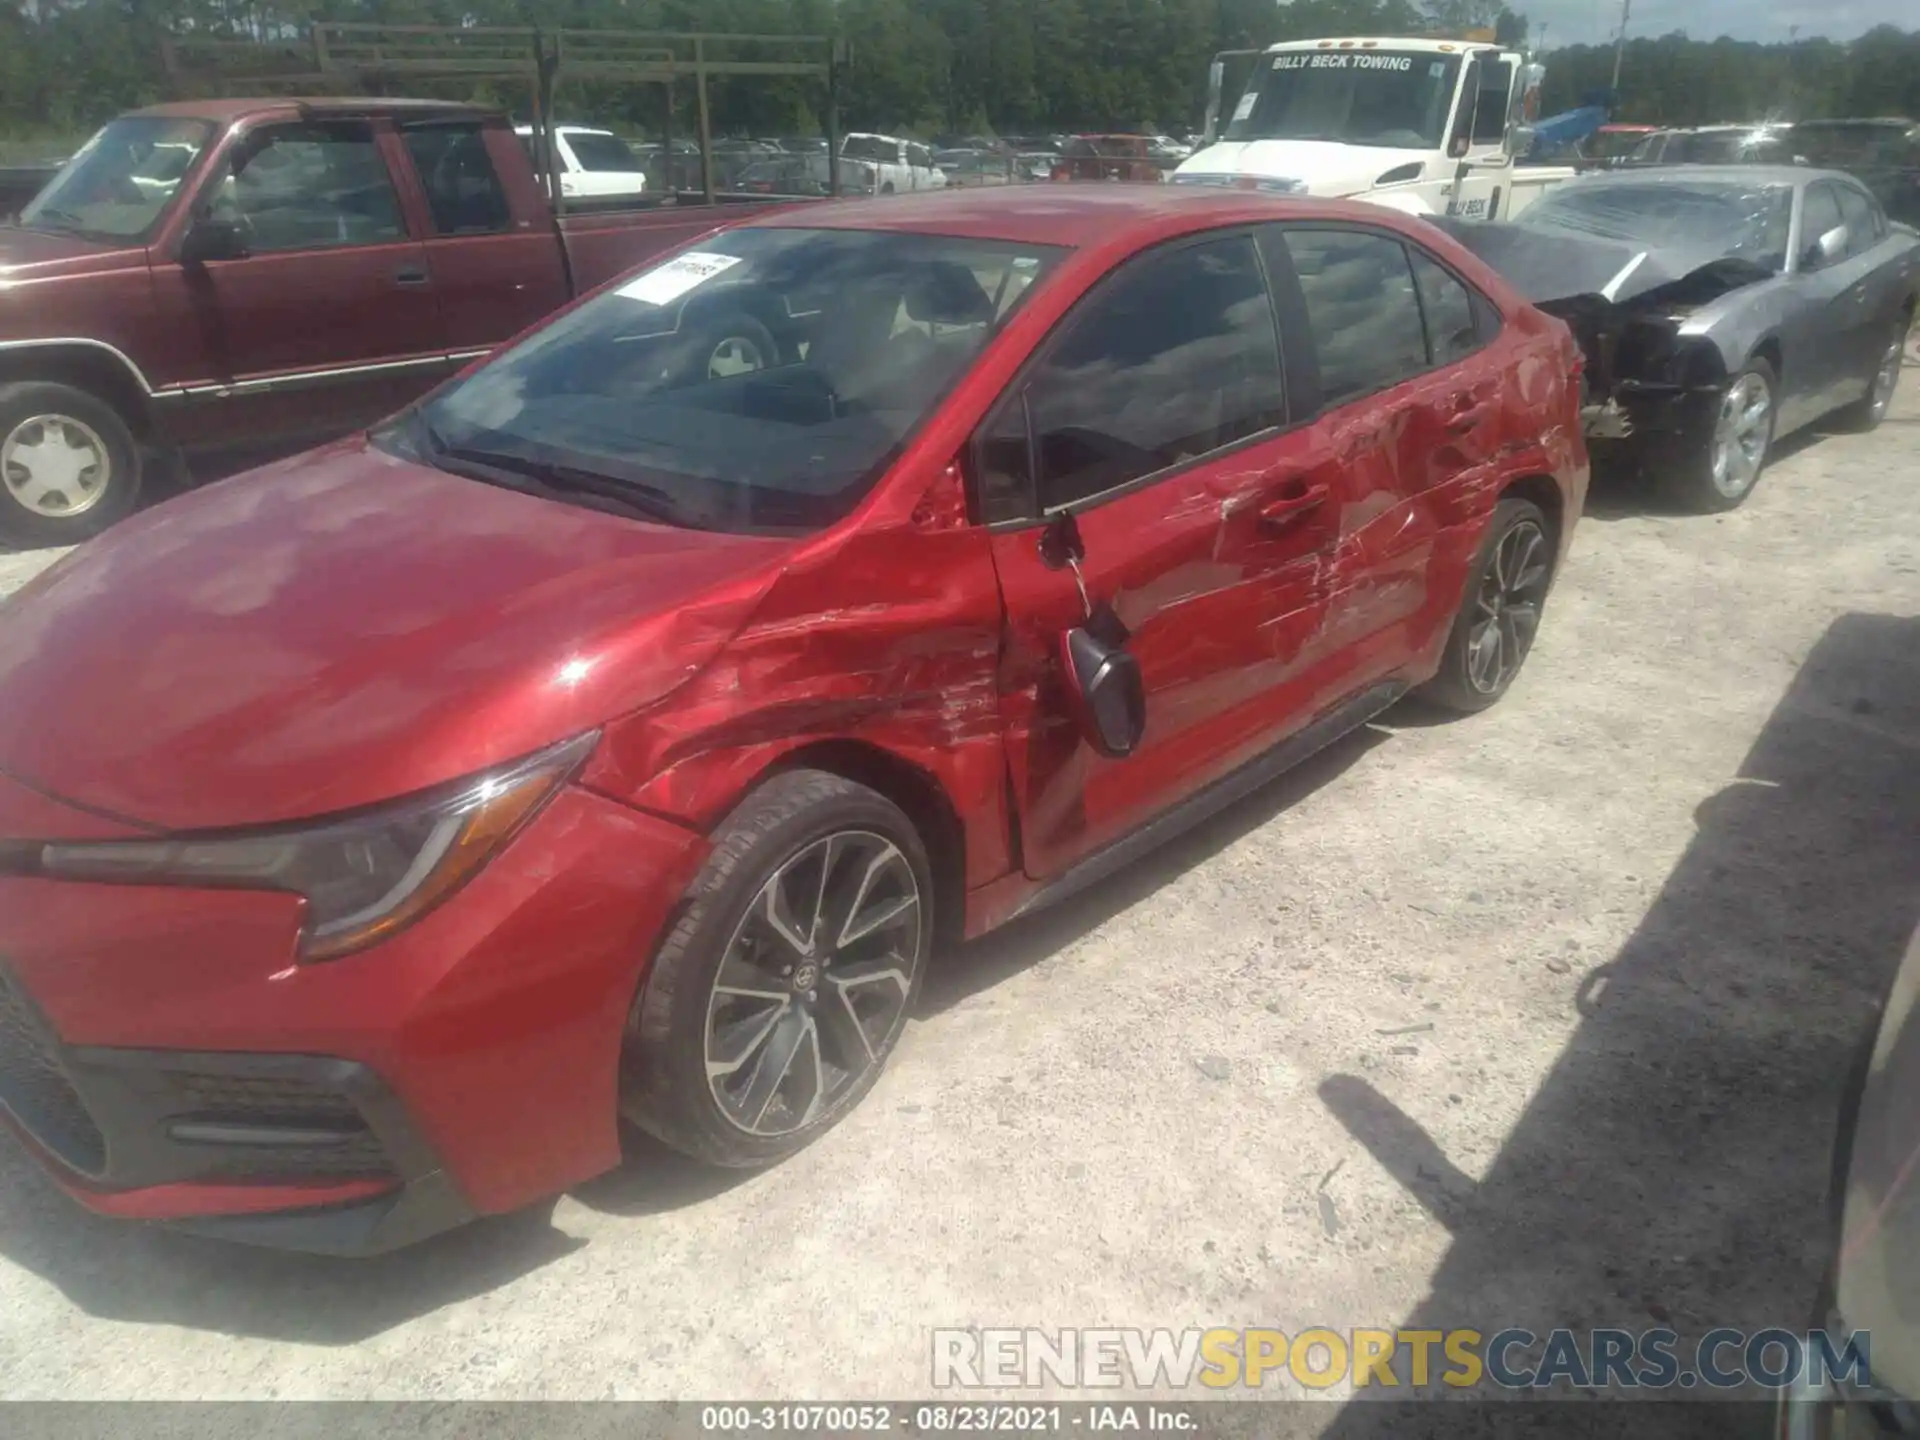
[20,117,214,243]
[393,227,1067,534]
[1227,51,1462,150]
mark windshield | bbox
[1227,51,1462,149]
[565,131,639,173]
[20,116,213,243]
[1667,130,1792,165]
[1520,182,1795,272]
[392,227,1066,534]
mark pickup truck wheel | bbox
[623,769,932,1168]
[0,382,143,548]
[1661,359,1775,514]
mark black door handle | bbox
[392,265,431,288]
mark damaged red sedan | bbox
[0,187,1587,1253]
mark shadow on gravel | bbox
[1316,612,1920,1440]
[1581,424,1838,525]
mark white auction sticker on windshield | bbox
[616,251,743,306]
[1233,92,1258,122]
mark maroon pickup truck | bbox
[0,97,782,546]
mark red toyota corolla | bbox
[0,187,1587,1253]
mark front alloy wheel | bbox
[706,831,921,1138]
[624,769,934,1167]
[1710,370,1772,501]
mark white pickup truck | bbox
[1174,36,1575,222]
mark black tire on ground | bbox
[668,309,780,387]
[1831,309,1912,434]
[0,381,144,548]
[1659,357,1777,514]
[1419,496,1556,715]
[623,768,935,1168]
[880,181,896,195]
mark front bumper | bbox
[0,781,707,1254]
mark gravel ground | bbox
[1,388,1917,1425]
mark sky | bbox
[1525,0,1916,49]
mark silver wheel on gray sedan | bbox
[1,414,111,518]
[1869,331,1903,420]
[1711,371,1771,501]
[704,829,921,1139]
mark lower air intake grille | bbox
[0,970,108,1175]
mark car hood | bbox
[1175,139,1434,196]
[0,225,148,284]
[0,439,791,832]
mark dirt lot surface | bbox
[1,389,1917,1429]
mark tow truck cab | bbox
[1175,35,1569,222]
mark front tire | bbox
[0,381,144,548]
[1660,359,1775,514]
[623,769,933,1168]
[1419,497,1555,714]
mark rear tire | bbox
[1832,311,1910,433]
[0,381,144,548]
[1659,358,1775,514]
[623,769,933,1168]
[1419,497,1555,714]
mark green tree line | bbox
[2,0,1916,147]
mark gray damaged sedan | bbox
[1431,166,1919,513]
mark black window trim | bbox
[1265,219,1502,414]
[969,226,1300,531]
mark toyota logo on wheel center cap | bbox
[791,963,819,993]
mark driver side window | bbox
[975,233,1286,520]
[1801,183,1846,270]
[211,122,406,253]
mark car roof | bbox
[127,96,492,123]
[736,185,1440,249]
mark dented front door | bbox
[974,230,1346,880]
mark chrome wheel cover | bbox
[1466,518,1552,696]
[1710,372,1771,499]
[1,414,111,518]
[704,830,922,1138]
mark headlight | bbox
[38,733,596,961]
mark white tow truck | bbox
[1174,34,1575,221]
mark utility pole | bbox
[1610,0,1632,92]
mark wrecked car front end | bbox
[1425,211,1785,468]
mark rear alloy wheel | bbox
[0,381,143,548]
[1835,314,1909,432]
[624,769,933,1167]
[1420,497,1554,714]
[1662,359,1775,514]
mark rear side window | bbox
[978,234,1285,516]
[404,123,513,236]
[566,131,639,173]
[1409,250,1481,366]
[1283,229,1427,404]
